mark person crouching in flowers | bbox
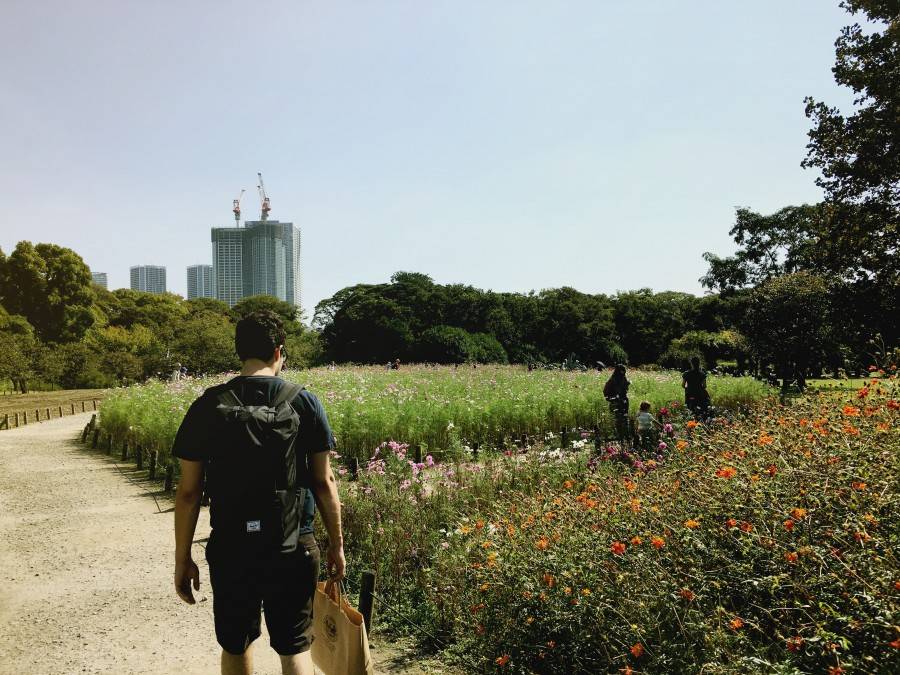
[636,400,659,454]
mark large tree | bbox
[0,242,95,343]
[801,0,899,282]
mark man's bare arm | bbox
[309,451,345,580]
[173,459,204,604]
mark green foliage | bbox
[802,1,899,284]
[663,329,749,369]
[747,273,834,377]
[0,241,95,342]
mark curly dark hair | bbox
[235,310,286,362]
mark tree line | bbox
[0,242,320,391]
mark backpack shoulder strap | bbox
[216,387,244,408]
[272,381,305,410]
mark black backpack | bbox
[207,381,306,553]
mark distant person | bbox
[636,400,659,452]
[171,363,183,382]
[603,364,631,442]
[392,358,401,370]
[172,310,345,675]
[180,365,188,379]
[328,361,337,371]
[682,357,710,416]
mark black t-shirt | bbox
[682,368,707,398]
[171,375,336,535]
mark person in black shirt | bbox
[682,356,710,417]
[603,364,631,442]
[173,310,344,675]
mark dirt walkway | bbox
[0,415,452,675]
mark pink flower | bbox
[658,441,668,451]
[425,454,435,467]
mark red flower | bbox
[630,643,644,658]
[611,541,626,555]
[786,636,804,652]
[495,654,511,666]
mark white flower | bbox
[447,421,455,430]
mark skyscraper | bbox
[130,265,166,294]
[211,220,301,308]
[186,264,214,299]
[91,272,108,289]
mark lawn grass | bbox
[0,389,106,427]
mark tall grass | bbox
[98,366,768,468]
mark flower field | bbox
[95,366,899,672]
[338,376,899,673]
[97,365,766,467]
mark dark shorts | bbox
[205,532,321,655]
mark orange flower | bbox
[651,536,666,550]
[495,654,511,666]
[783,519,795,531]
[546,640,556,648]
[679,588,695,601]
[622,667,634,675]
[890,638,900,649]
[475,519,485,530]
[729,617,744,630]
[676,440,688,450]
[470,603,485,614]
[629,497,642,512]
[785,551,799,564]
[684,519,700,529]
[739,521,753,533]
[563,479,574,489]
[630,535,643,546]
[786,636,804,652]
[894,580,900,591]
[851,481,867,491]
[726,518,738,529]
[686,420,699,429]
[790,508,807,520]
[757,433,774,445]
[581,588,592,596]
[630,643,644,658]
[563,586,572,596]
[716,466,737,479]
[522,590,532,599]
[543,573,555,588]
[481,540,493,549]
[829,667,845,675]
[479,583,490,592]
[611,541,626,555]
[535,536,550,551]
[843,405,860,416]
[842,423,860,435]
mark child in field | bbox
[636,400,659,453]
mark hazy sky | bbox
[1,1,854,319]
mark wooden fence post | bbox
[561,427,568,450]
[413,444,422,464]
[82,401,86,413]
[70,403,75,415]
[92,400,97,411]
[121,441,128,461]
[472,442,479,460]
[359,570,377,634]
[15,412,19,427]
[91,429,100,449]
[136,446,144,470]
[35,409,40,422]
[23,411,28,425]
[349,456,359,481]
[148,450,157,479]
[1,414,7,430]
[81,422,89,443]
[58,405,63,418]
[46,407,51,421]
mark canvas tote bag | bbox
[311,580,374,675]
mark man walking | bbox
[172,310,345,675]
[682,356,710,417]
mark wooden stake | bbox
[359,570,377,634]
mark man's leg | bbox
[221,645,253,675]
[279,651,314,675]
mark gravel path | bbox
[0,415,451,675]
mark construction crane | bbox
[257,172,271,221]
[232,188,245,226]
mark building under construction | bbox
[210,173,302,308]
